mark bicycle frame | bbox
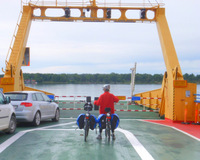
[83,102,93,142]
[105,108,111,141]
[84,111,90,142]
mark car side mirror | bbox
[4,96,11,104]
[49,99,54,102]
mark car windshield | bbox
[5,93,28,101]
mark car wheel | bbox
[52,109,60,122]
[32,111,41,126]
[5,115,17,134]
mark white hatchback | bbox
[5,91,60,126]
[0,91,16,134]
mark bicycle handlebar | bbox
[84,102,93,111]
[105,107,111,113]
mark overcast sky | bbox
[0,0,199,75]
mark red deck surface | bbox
[144,119,200,140]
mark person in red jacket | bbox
[94,84,119,140]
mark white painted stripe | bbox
[61,118,161,121]
[0,121,76,154]
[120,119,161,121]
[172,127,200,142]
[60,118,76,120]
[23,121,76,132]
[117,128,155,160]
[141,120,200,142]
[38,129,80,131]
[0,131,26,154]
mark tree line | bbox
[0,73,199,84]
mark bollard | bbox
[86,96,91,102]
[143,99,145,110]
[181,102,190,124]
[193,103,200,125]
[195,103,198,123]
[94,97,99,110]
[199,107,200,124]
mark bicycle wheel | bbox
[105,127,107,137]
[105,121,108,137]
[84,121,89,142]
[105,121,111,140]
[107,121,111,141]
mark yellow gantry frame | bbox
[0,0,197,121]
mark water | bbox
[26,84,200,100]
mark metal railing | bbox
[54,95,159,112]
[5,10,23,69]
[22,0,164,8]
[194,94,200,103]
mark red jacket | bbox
[94,91,119,114]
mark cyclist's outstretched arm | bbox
[114,95,119,103]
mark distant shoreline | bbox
[22,73,200,84]
[1,73,199,84]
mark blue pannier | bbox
[111,113,120,129]
[97,114,106,129]
[89,114,97,130]
[76,113,85,129]
[76,114,97,130]
[97,113,119,130]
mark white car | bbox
[5,91,60,126]
[0,91,16,134]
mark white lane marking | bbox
[0,131,26,154]
[117,128,155,160]
[1,122,154,160]
[0,121,76,154]
[38,129,80,131]
[140,120,200,142]
[24,122,76,132]
[0,120,155,159]
[120,119,161,121]
[172,127,200,142]
[60,118,76,120]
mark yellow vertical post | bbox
[156,8,184,120]
[0,6,32,92]
[119,9,127,21]
[156,8,183,77]
[90,0,97,18]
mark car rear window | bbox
[5,93,28,101]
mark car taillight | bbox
[20,102,32,107]
[106,113,111,119]
[107,116,111,120]
[85,113,90,119]
[86,116,90,119]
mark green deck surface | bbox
[0,104,199,160]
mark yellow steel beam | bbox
[1,1,197,121]
[31,6,157,23]
[156,8,183,80]
[155,8,182,120]
[0,6,32,92]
